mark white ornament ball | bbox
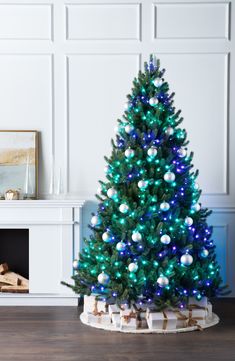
[125,148,135,158]
[160,234,171,245]
[128,263,138,273]
[104,165,110,174]
[153,78,163,87]
[194,182,200,190]
[165,127,174,136]
[191,203,201,212]
[91,215,100,226]
[164,171,175,183]
[178,147,187,158]
[119,204,129,213]
[107,187,117,199]
[200,249,209,258]
[72,259,79,269]
[116,241,126,252]
[157,276,169,288]
[149,97,159,106]
[138,180,148,189]
[102,231,112,243]
[180,254,193,266]
[132,232,142,242]
[160,201,170,212]
[125,124,134,134]
[185,216,194,226]
[98,272,110,285]
[147,146,158,157]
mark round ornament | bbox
[180,254,193,266]
[191,203,201,212]
[107,187,117,199]
[138,180,148,190]
[128,263,138,273]
[72,259,79,269]
[116,241,126,252]
[164,171,175,183]
[147,146,158,157]
[178,147,187,158]
[185,216,194,226]
[149,97,159,106]
[200,248,209,258]
[132,232,142,242]
[160,234,171,245]
[104,165,110,174]
[165,127,174,136]
[157,276,169,288]
[119,203,129,213]
[125,124,134,134]
[160,201,170,212]
[124,101,131,110]
[153,78,163,87]
[91,215,100,226]
[125,148,135,158]
[98,272,110,285]
[102,231,112,243]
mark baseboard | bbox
[0,294,79,306]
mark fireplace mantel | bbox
[0,199,85,306]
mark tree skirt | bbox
[80,312,219,334]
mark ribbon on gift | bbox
[93,300,105,317]
[146,309,168,330]
[122,311,136,324]
[174,309,203,331]
[133,304,145,329]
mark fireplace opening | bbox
[0,229,29,293]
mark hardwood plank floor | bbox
[0,298,234,361]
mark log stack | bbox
[0,263,29,293]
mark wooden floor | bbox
[0,299,234,361]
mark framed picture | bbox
[0,130,38,199]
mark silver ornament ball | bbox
[147,146,158,157]
[164,171,175,183]
[157,276,169,288]
[107,187,117,199]
[102,231,112,243]
[116,241,126,252]
[138,180,148,189]
[72,259,79,269]
[160,201,170,212]
[200,249,209,258]
[98,272,110,285]
[191,203,201,212]
[149,97,159,106]
[132,232,142,242]
[180,254,193,266]
[165,127,174,136]
[91,215,100,226]
[160,234,171,245]
[119,204,129,213]
[128,263,138,273]
[124,148,135,158]
[185,216,194,226]
[153,77,163,87]
[178,147,187,158]
[125,124,134,134]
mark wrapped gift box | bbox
[207,302,213,318]
[83,312,111,326]
[109,304,121,328]
[84,294,108,314]
[188,296,208,308]
[120,308,147,330]
[146,309,177,330]
[180,308,207,326]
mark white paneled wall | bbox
[0,0,234,293]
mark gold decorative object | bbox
[5,189,20,200]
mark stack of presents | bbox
[82,294,213,331]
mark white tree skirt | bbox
[80,312,219,334]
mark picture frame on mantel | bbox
[0,130,38,200]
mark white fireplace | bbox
[0,199,85,306]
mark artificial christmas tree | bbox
[63,55,228,332]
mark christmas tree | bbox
[65,55,227,309]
